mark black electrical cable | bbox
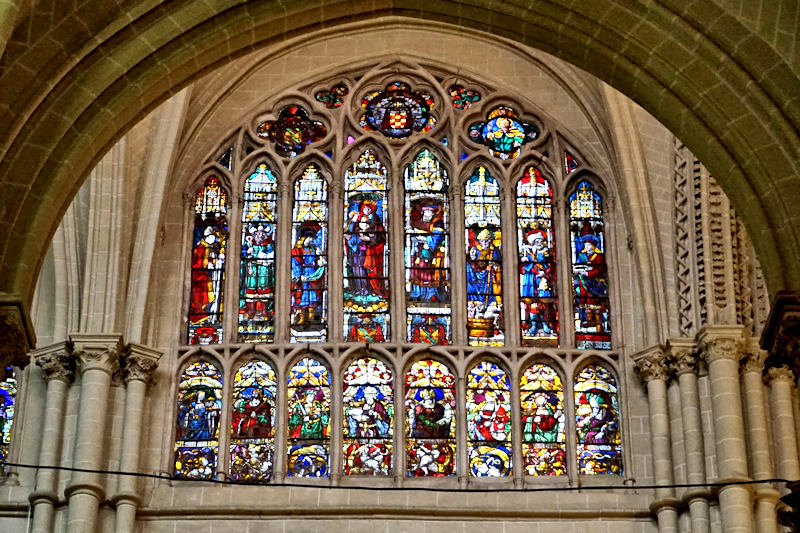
[0,460,792,493]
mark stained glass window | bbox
[521,364,566,475]
[517,167,558,346]
[239,163,278,343]
[174,361,222,479]
[405,149,451,344]
[315,82,349,109]
[465,167,504,346]
[229,360,277,482]
[343,150,390,342]
[575,363,622,475]
[0,371,16,470]
[342,357,393,475]
[447,84,481,110]
[287,357,331,478]
[468,106,539,159]
[257,105,327,157]
[405,359,456,476]
[466,361,512,477]
[564,151,578,174]
[360,82,435,138]
[188,177,228,345]
[570,180,611,349]
[291,165,329,343]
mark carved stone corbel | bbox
[0,295,35,380]
[761,290,800,372]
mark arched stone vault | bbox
[1,1,799,308]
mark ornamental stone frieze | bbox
[122,344,162,384]
[33,342,75,383]
[0,295,35,380]
[633,346,670,383]
[70,333,123,376]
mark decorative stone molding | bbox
[70,333,123,376]
[633,346,670,383]
[0,295,35,380]
[761,290,800,372]
[697,326,744,365]
[33,342,75,383]
[122,343,162,384]
[666,338,698,376]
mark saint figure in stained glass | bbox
[287,357,331,478]
[342,357,393,475]
[466,361,512,477]
[520,364,566,476]
[229,360,277,482]
[405,360,456,477]
[575,363,622,475]
[174,361,222,480]
[468,106,539,159]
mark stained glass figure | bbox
[359,81,435,138]
[517,167,559,346]
[291,165,329,343]
[570,181,611,349]
[575,363,622,475]
[564,151,579,174]
[468,106,539,160]
[520,364,566,476]
[287,357,331,477]
[188,177,228,345]
[229,360,277,482]
[405,360,456,476]
[447,84,481,110]
[342,357,393,475]
[238,163,277,343]
[0,372,16,470]
[464,167,504,346]
[343,150,390,342]
[257,105,327,157]
[315,82,349,109]
[174,361,222,479]
[466,361,512,477]
[405,149,451,344]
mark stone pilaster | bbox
[667,338,711,533]
[739,342,779,533]
[113,343,161,533]
[634,345,679,533]
[29,341,75,533]
[697,326,753,533]
[65,333,122,533]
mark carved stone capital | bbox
[0,296,35,380]
[633,346,670,383]
[761,290,800,371]
[666,338,698,376]
[70,334,123,376]
[122,344,162,384]
[697,326,745,365]
[33,342,74,383]
[740,341,767,375]
[766,364,796,384]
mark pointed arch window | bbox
[174,361,223,479]
[517,167,558,346]
[290,164,329,342]
[188,177,228,344]
[574,363,622,475]
[570,180,611,349]
[342,356,394,475]
[520,363,566,475]
[404,149,451,344]
[405,359,456,476]
[466,361,512,477]
[464,167,504,346]
[239,163,278,343]
[229,359,277,482]
[343,150,390,342]
[287,357,331,478]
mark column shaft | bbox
[769,369,800,481]
[113,379,146,533]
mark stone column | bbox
[697,326,753,533]
[668,339,711,533]
[739,344,780,533]
[633,346,679,533]
[112,344,161,533]
[65,334,122,533]
[29,342,74,533]
[767,364,800,483]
